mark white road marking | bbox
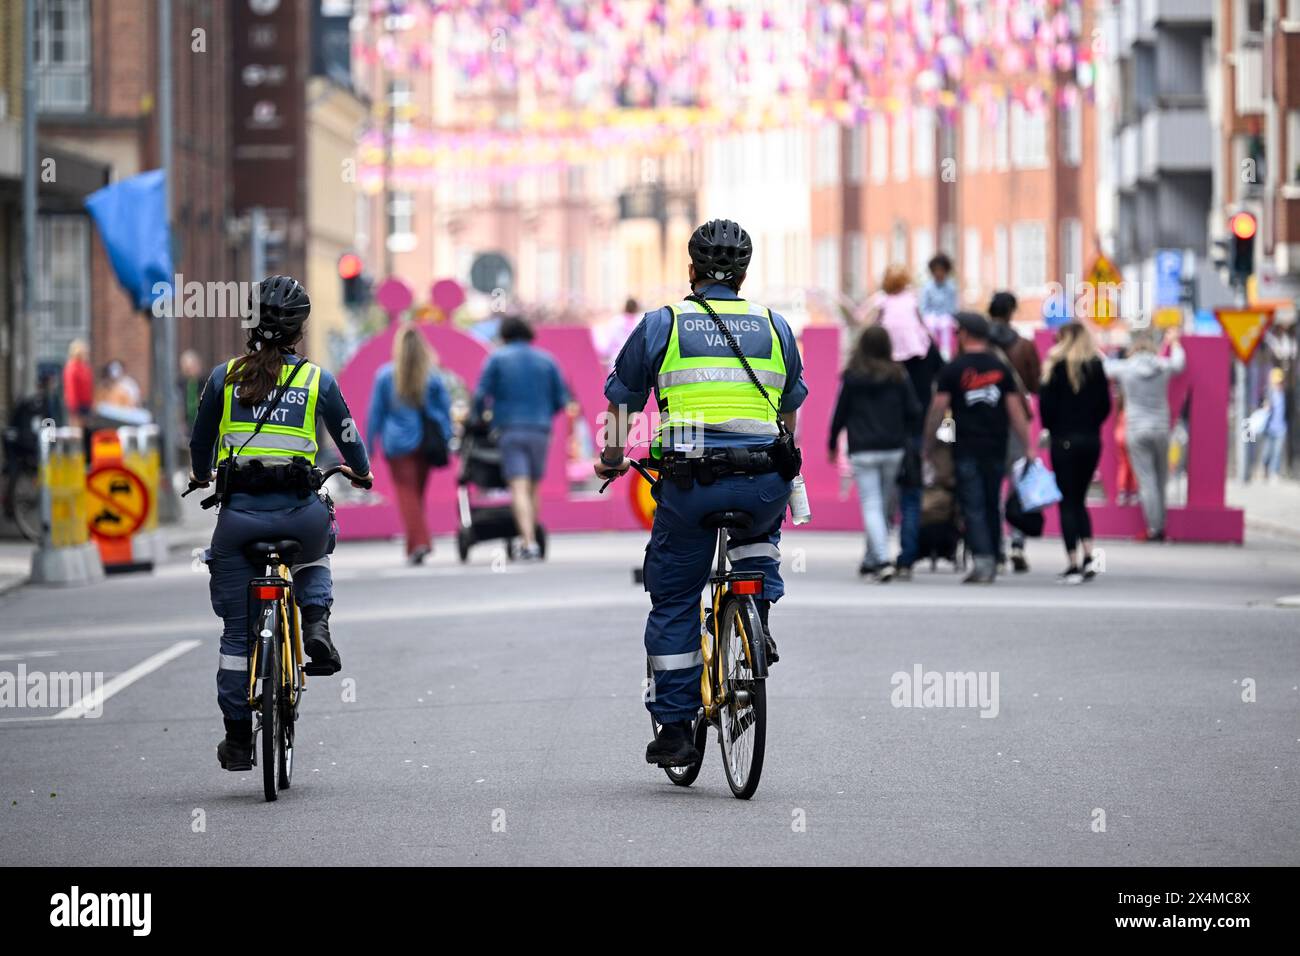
[0,650,57,661]
[51,639,201,720]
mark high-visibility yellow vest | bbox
[217,358,321,463]
[655,298,787,448]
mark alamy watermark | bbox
[0,666,104,717]
[890,664,1000,718]
[150,275,263,327]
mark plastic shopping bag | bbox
[1013,458,1062,512]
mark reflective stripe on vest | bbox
[655,298,786,439]
[218,358,322,464]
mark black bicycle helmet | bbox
[688,219,752,285]
[248,274,310,344]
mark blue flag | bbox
[85,169,173,312]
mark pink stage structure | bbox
[334,322,1243,544]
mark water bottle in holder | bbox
[788,474,811,525]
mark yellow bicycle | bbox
[605,459,770,800]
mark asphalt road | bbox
[1,529,1298,866]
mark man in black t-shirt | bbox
[924,312,1035,584]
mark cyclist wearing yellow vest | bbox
[595,220,808,768]
[188,275,371,772]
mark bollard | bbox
[120,425,167,568]
[85,428,154,574]
[30,425,105,586]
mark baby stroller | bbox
[917,441,966,571]
[454,417,547,563]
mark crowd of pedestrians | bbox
[829,254,1212,585]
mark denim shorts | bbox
[498,426,551,481]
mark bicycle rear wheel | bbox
[646,660,706,787]
[258,606,280,802]
[11,471,41,542]
[716,596,767,799]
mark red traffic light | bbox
[338,253,363,280]
[1230,212,1257,241]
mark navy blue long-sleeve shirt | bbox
[604,284,808,450]
[189,354,370,510]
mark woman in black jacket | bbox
[1038,321,1111,583]
[829,325,923,581]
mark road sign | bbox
[1084,254,1122,326]
[629,466,656,531]
[1214,307,1275,364]
[1154,249,1182,307]
[86,464,149,541]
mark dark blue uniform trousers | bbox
[642,471,791,723]
[208,497,334,720]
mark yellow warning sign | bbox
[1214,308,1275,364]
[1084,254,1123,327]
[86,464,149,540]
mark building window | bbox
[871,236,887,286]
[846,232,865,297]
[891,223,909,268]
[892,115,910,183]
[870,115,889,184]
[913,107,934,176]
[1059,100,1081,167]
[537,247,560,301]
[1059,218,1083,285]
[386,191,416,252]
[815,236,840,294]
[1288,111,1300,184]
[34,214,90,363]
[1011,102,1048,169]
[847,125,865,184]
[567,249,584,301]
[814,123,840,187]
[994,225,1009,288]
[1012,221,1048,292]
[993,100,1009,170]
[963,103,981,171]
[34,0,91,112]
[963,227,981,295]
[912,229,934,277]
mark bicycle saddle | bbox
[700,510,754,532]
[244,538,303,563]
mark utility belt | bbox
[202,456,322,509]
[659,442,790,491]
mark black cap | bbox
[955,311,990,340]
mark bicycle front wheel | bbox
[11,471,42,542]
[258,607,280,802]
[716,596,767,800]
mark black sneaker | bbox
[1081,556,1098,580]
[301,606,341,676]
[646,720,700,768]
[1057,565,1084,585]
[894,563,913,581]
[876,563,896,583]
[858,559,879,578]
[216,718,253,772]
[1010,546,1029,573]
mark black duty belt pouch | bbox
[220,456,316,498]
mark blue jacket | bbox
[604,283,809,449]
[368,363,453,459]
[472,341,570,430]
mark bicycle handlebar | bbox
[597,457,659,494]
[181,464,374,498]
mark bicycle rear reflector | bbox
[731,579,762,595]
[254,585,285,600]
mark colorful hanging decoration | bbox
[355,0,1092,186]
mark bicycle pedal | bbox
[303,662,339,677]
